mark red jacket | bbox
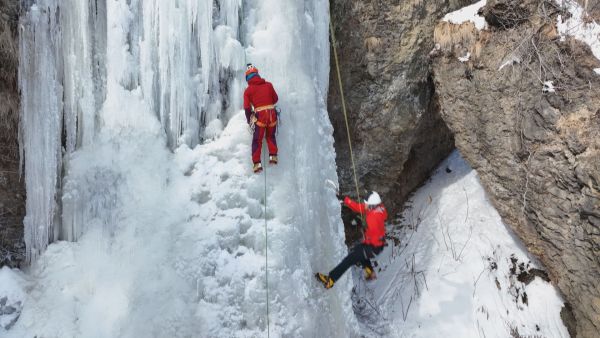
[243,77,278,110]
[344,197,388,247]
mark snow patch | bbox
[595,67,600,74]
[543,80,556,93]
[443,0,488,30]
[498,55,521,71]
[458,52,471,62]
[0,268,26,332]
[557,0,600,62]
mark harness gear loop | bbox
[329,20,362,208]
[255,104,275,112]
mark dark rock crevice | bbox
[328,0,473,221]
[0,0,25,267]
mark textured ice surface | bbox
[14,0,358,337]
[19,2,64,263]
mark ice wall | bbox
[16,0,358,336]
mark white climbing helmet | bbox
[366,191,382,206]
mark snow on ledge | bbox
[443,0,488,30]
[498,55,521,71]
[543,80,556,93]
[458,52,471,62]
[557,0,600,66]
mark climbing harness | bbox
[255,104,275,112]
[329,20,362,205]
[247,106,279,134]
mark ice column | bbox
[139,0,245,147]
[19,2,64,263]
[61,0,99,151]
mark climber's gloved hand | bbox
[343,196,351,205]
[245,108,253,124]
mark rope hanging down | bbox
[329,20,362,205]
[263,152,270,338]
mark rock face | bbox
[432,1,600,336]
[327,0,477,218]
[0,1,24,267]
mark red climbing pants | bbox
[252,108,278,164]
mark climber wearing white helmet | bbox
[316,191,388,289]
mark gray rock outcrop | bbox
[327,1,477,221]
[431,1,600,336]
[0,1,25,267]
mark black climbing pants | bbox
[329,243,383,282]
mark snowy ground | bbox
[351,151,569,338]
[0,267,26,331]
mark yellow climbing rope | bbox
[329,20,362,205]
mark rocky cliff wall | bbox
[0,0,24,267]
[431,1,600,336]
[327,0,477,224]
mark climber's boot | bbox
[269,155,278,165]
[315,273,334,289]
[253,162,263,173]
[364,266,376,281]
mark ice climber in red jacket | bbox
[243,64,279,173]
[316,192,388,289]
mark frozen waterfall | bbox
[16,0,358,336]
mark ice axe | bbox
[325,179,342,201]
[327,179,369,228]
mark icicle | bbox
[90,0,108,113]
[137,0,244,147]
[61,0,97,151]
